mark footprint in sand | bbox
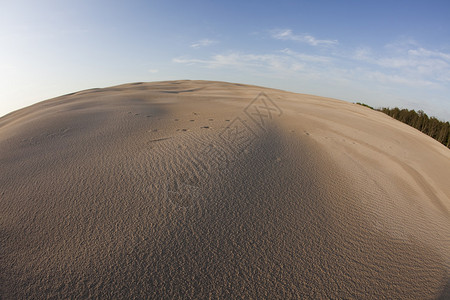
[167,172,201,208]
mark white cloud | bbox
[173,47,332,72]
[408,48,450,62]
[148,69,159,73]
[384,38,418,52]
[174,53,276,71]
[353,47,373,61]
[271,29,338,46]
[173,50,332,75]
[190,39,217,48]
[366,71,436,87]
[280,48,332,63]
[173,54,242,68]
[353,44,450,83]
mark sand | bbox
[1,80,449,299]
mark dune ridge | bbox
[1,80,449,298]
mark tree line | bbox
[356,103,450,148]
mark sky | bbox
[1,0,450,120]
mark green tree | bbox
[376,107,449,149]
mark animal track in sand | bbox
[149,137,171,143]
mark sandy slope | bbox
[1,80,449,299]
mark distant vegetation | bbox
[355,103,450,148]
[355,102,374,110]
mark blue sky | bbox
[1,0,450,120]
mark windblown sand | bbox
[1,80,449,299]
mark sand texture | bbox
[1,80,449,299]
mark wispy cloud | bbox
[408,48,450,62]
[173,54,242,68]
[353,47,373,61]
[271,29,338,46]
[190,39,218,48]
[173,49,331,73]
[182,33,450,89]
[280,48,332,63]
[174,36,450,119]
[174,53,283,70]
[366,71,436,87]
[384,38,418,52]
[353,44,450,84]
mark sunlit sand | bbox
[1,80,449,298]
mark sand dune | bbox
[1,80,449,299]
